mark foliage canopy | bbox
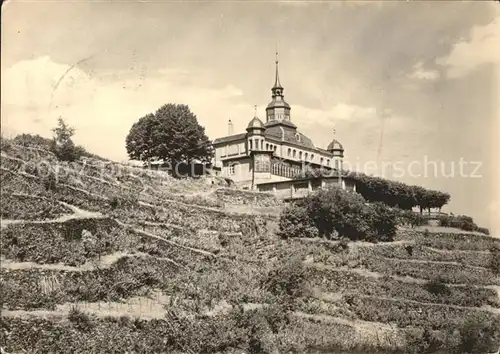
[125,104,213,167]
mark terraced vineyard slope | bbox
[1,142,499,353]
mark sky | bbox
[2,0,499,233]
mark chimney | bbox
[228,119,234,135]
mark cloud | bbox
[292,103,376,128]
[437,15,500,78]
[278,1,310,7]
[1,56,249,161]
[407,61,440,81]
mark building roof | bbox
[264,123,315,149]
[246,116,265,129]
[266,97,291,110]
[213,133,246,145]
[327,139,344,151]
[264,119,296,129]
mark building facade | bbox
[213,54,345,190]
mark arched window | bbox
[288,148,291,156]
[261,140,264,150]
[305,152,308,160]
[249,140,252,150]
[311,154,314,161]
[293,150,297,158]
[274,145,277,152]
[327,159,330,166]
[320,157,324,165]
[299,151,302,159]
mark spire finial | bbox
[254,105,257,117]
[274,43,281,88]
[275,42,279,64]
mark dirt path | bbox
[115,219,216,258]
[375,256,492,270]
[1,251,186,272]
[354,294,500,315]
[0,202,104,229]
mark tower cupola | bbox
[266,49,291,124]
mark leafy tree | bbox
[125,104,214,171]
[51,118,82,162]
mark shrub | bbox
[0,136,13,151]
[425,277,451,296]
[439,214,480,233]
[458,316,500,353]
[278,187,398,242]
[364,202,398,241]
[13,133,53,150]
[490,244,500,275]
[277,204,318,239]
[68,306,94,332]
[400,210,428,228]
[41,170,58,191]
[262,256,309,310]
[303,187,371,240]
[477,227,490,235]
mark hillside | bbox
[1,141,499,354]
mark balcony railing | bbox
[271,162,302,179]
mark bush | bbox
[439,214,481,233]
[400,210,428,228]
[277,204,318,239]
[364,202,398,241]
[303,187,371,240]
[425,277,451,296]
[68,306,94,332]
[491,245,500,275]
[13,133,53,150]
[477,227,490,235]
[262,256,309,310]
[458,316,500,353]
[41,170,58,191]
[278,187,398,242]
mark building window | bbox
[254,139,259,150]
[327,159,330,166]
[311,154,314,161]
[261,140,264,150]
[335,160,339,170]
[266,143,269,150]
[320,157,324,165]
[295,133,301,142]
[274,145,277,152]
[228,165,235,175]
[305,152,308,160]
[293,150,297,158]
[299,151,302,159]
[288,148,291,156]
[249,140,252,150]
[255,154,270,172]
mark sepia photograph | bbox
[1,0,499,352]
